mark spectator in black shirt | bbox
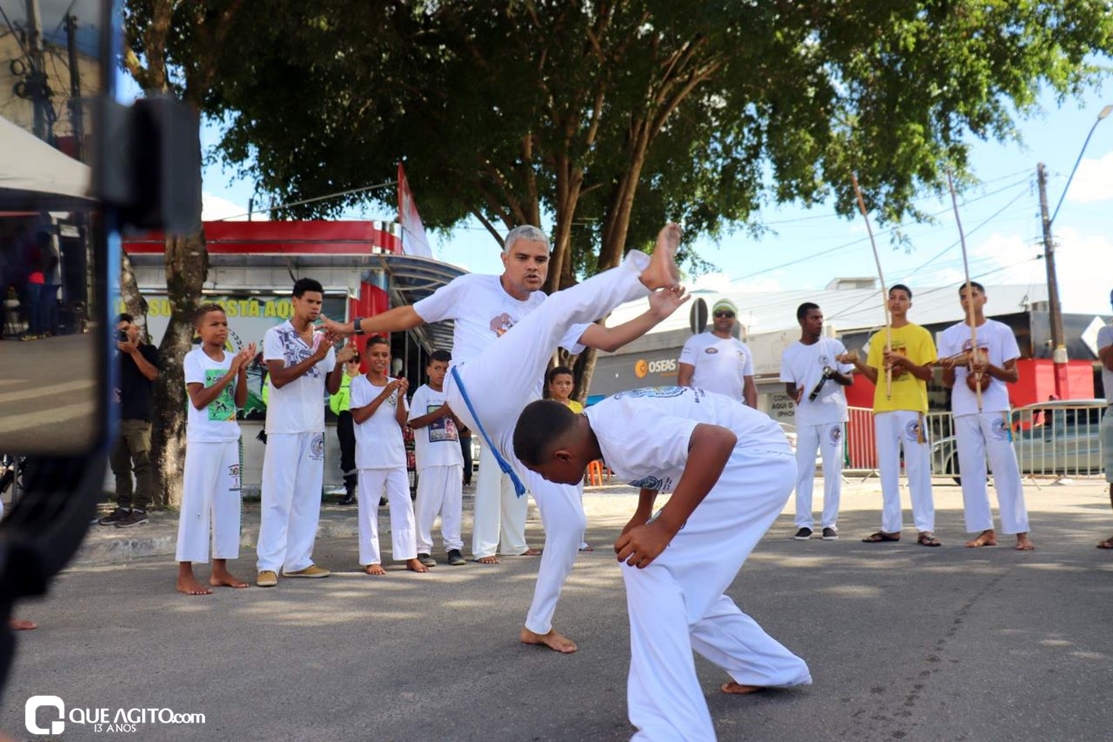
[100,313,160,527]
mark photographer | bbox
[100,313,160,527]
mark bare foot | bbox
[520,627,578,654]
[9,618,37,631]
[406,558,429,573]
[1015,534,1035,551]
[364,564,386,576]
[517,548,542,557]
[476,555,500,565]
[176,574,213,596]
[965,529,997,548]
[639,223,682,291]
[721,682,762,695]
[209,573,249,589]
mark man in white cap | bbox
[677,298,757,407]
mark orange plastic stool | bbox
[586,460,604,486]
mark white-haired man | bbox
[323,224,685,653]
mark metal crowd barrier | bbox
[844,403,1108,481]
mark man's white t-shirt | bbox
[1098,325,1113,404]
[678,332,754,401]
[412,273,589,370]
[184,347,240,443]
[409,383,464,469]
[351,375,407,469]
[779,338,852,426]
[263,321,336,435]
[938,319,1020,416]
[584,386,789,493]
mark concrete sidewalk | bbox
[75,476,1113,566]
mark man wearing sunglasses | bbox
[677,298,757,407]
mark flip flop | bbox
[862,531,900,543]
[917,533,942,547]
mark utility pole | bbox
[1037,162,1070,399]
[24,0,52,142]
[64,13,85,162]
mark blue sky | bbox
[200,85,1113,317]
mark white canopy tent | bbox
[0,115,92,211]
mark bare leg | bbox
[176,562,213,596]
[520,627,577,654]
[965,529,997,548]
[210,559,249,588]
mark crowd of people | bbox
[0,226,63,342]
[93,222,1112,740]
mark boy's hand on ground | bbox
[614,520,673,569]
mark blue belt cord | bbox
[451,366,526,497]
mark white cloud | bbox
[1051,227,1113,315]
[1065,151,1113,204]
[201,191,269,222]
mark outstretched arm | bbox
[579,288,688,353]
[321,305,425,338]
[613,423,736,569]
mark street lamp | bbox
[1037,103,1113,400]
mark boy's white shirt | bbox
[183,347,240,443]
[409,383,464,469]
[584,387,789,494]
[778,338,852,426]
[938,319,1019,416]
[351,375,408,469]
[262,320,336,434]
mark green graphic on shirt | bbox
[205,369,236,422]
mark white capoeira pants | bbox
[472,446,529,558]
[793,421,844,530]
[257,431,325,573]
[444,250,651,633]
[176,440,242,563]
[874,410,934,534]
[624,447,811,741]
[415,463,464,554]
[955,412,1029,534]
[358,467,417,565]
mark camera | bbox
[116,328,128,342]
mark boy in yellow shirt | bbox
[840,284,941,546]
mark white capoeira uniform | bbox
[678,331,755,402]
[1098,325,1113,486]
[584,387,811,741]
[257,322,336,574]
[409,382,465,555]
[351,375,417,565]
[939,319,1029,535]
[176,347,243,564]
[865,323,937,534]
[475,447,529,556]
[780,337,852,531]
[412,252,651,635]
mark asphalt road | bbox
[3,481,1113,741]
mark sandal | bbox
[862,531,900,543]
[917,533,942,547]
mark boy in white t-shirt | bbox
[409,349,467,567]
[176,304,255,596]
[351,336,424,574]
[256,278,349,588]
[779,302,853,541]
[513,388,811,741]
[938,282,1034,551]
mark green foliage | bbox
[198,0,1111,282]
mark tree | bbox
[122,0,245,506]
[210,0,1111,397]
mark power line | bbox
[212,180,398,221]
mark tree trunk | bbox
[150,230,208,508]
[118,250,149,340]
